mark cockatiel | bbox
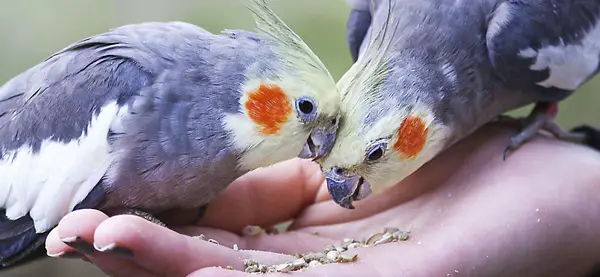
[0,0,341,268]
[319,0,600,209]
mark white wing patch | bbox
[440,62,457,84]
[0,101,124,233]
[518,20,600,91]
[486,2,513,41]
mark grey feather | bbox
[486,0,600,102]
[0,20,292,268]
[352,0,600,147]
[346,0,373,61]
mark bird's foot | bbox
[502,102,587,160]
[570,124,600,151]
[123,209,167,227]
[105,208,166,227]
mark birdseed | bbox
[240,227,410,273]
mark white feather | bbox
[519,19,600,91]
[441,62,458,84]
[486,2,513,41]
[0,101,123,233]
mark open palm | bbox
[46,124,600,277]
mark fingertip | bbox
[56,209,109,241]
[92,214,161,251]
[45,227,66,256]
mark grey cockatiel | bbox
[319,0,600,209]
[0,0,341,268]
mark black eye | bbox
[331,117,337,125]
[367,144,385,161]
[298,99,314,114]
[295,97,318,122]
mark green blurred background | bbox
[0,0,598,276]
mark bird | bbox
[318,0,600,209]
[0,0,341,268]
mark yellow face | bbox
[221,0,342,170]
[317,98,450,209]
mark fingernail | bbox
[94,242,135,258]
[61,236,95,254]
[47,250,85,259]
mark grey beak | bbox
[298,127,337,161]
[324,168,372,209]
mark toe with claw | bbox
[502,101,588,160]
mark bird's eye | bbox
[295,96,318,122]
[298,99,314,114]
[366,143,386,161]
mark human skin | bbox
[45,123,600,277]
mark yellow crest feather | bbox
[243,0,336,86]
[337,0,399,116]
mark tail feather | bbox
[0,211,35,240]
[0,211,47,268]
[0,178,108,269]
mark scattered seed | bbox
[225,266,233,270]
[245,265,258,273]
[308,260,322,267]
[243,225,265,236]
[240,227,409,274]
[291,258,307,269]
[274,263,294,273]
[326,250,339,261]
[233,244,239,251]
[393,230,410,241]
[347,242,361,249]
[338,253,358,263]
[208,239,219,245]
[365,232,384,245]
[372,232,394,246]
[302,252,324,261]
[323,244,336,253]
[193,234,206,240]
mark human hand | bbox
[45,124,600,277]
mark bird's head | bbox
[224,0,340,170]
[317,0,452,209]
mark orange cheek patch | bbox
[244,83,292,135]
[393,115,428,159]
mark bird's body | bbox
[321,0,600,209]
[0,0,341,268]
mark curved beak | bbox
[324,168,372,209]
[298,127,337,161]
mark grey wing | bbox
[0,22,213,233]
[346,0,373,62]
[486,0,600,102]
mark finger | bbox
[52,209,157,277]
[198,158,325,233]
[174,225,339,255]
[45,227,87,260]
[188,248,386,277]
[92,214,295,276]
[53,209,110,255]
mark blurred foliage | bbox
[0,0,598,276]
